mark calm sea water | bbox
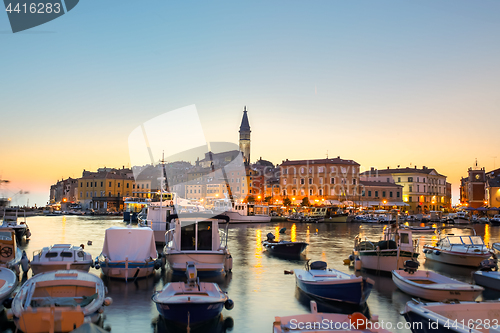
[2,216,500,333]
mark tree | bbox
[247,195,255,203]
[283,197,291,206]
[301,197,310,207]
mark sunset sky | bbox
[1,1,499,206]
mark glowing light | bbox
[275,226,280,241]
[292,197,295,201]
[291,223,296,243]
[258,195,261,199]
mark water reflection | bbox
[152,315,234,333]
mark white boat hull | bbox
[221,211,271,223]
[392,270,483,301]
[166,252,227,273]
[31,262,92,276]
[100,261,156,280]
[0,267,17,310]
[358,250,419,272]
[424,248,491,267]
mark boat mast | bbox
[208,151,235,207]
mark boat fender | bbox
[422,249,427,254]
[225,254,233,272]
[20,251,30,273]
[95,263,101,270]
[224,299,234,310]
[348,254,354,262]
[434,250,441,255]
[104,297,113,306]
[154,260,161,270]
[223,317,234,329]
[349,313,368,329]
[354,258,362,271]
[284,270,294,275]
[267,233,275,241]
[279,228,286,234]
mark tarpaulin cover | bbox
[102,227,157,261]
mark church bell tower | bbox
[239,106,251,165]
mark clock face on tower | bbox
[475,174,480,180]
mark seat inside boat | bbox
[27,280,98,308]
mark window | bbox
[408,177,413,182]
[86,192,88,198]
[90,192,93,197]
[108,192,111,197]
[109,182,112,187]
[283,168,288,175]
[300,178,305,185]
[141,184,144,189]
[80,192,83,198]
[423,178,426,183]
[319,189,323,195]
[382,191,386,197]
[390,191,393,197]
[293,179,297,185]
[387,178,390,183]
[375,191,378,197]
[318,167,324,173]
[353,179,356,185]
[368,191,372,197]
[409,186,413,192]
[126,183,129,188]
[282,190,286,195]
[417,185,419,192]
[118,183,120,188]
[308,178,312,185]
[319,178,323,184]
[417,177,419,182]
[283,179,287,185]
[292,189,297,195]
[362,190,365,196]
[409,196,412,202]
[330,189,335,195]
[301,189,305,195]
[424,185,426,192]
[397,192,400,198]
[300,167,305,174]
[397,177,401,182]
[80,182,83,187]
[94,182,97,187]
[90,182,92,188]
[331,178,335,184]
[146,184,149,189]
[309,168,312,173]
[309,189,313,195]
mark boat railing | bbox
[164,228,177,250]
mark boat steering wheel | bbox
[0,246,13,258]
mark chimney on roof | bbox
[415,166,417,169]
[337,156,340,159]
[423,166,427,170]
[387,166,389,169]
[370,167,374,172]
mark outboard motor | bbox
[186,261,198,286]
[266,233,276,242]
[403,260,419,274]
[309,261,327,270]
[479,258,498,272]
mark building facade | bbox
[459,167,487,208]
[239,106,251,165]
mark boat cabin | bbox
[0,229,17,267]
[33,244,91,263]
[165,214,229,252]
[436,235,487,251]
[381,226,419,253]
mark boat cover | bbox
[102,227,157,261]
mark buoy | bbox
[284,270,294,275]
[87,240,92,245]
[355,258,362,271]
[349,312,368,329]
[224,299,234,310]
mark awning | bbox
[356,201,409,207]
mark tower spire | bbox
[239,106,251,165]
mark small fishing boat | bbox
[31,244,94,275]
[8,270,112,333]
[423,227,492,267]
[392,261,483,301]
[473,270,500,290]
[164,214,232,276]
[490,214,500,226]
[353,224,419,272]
[262,233,308,256]
[402,299,500,333]
[273,300,390,333]
[0,267,17,310]
[152,262,233,324]
[97,226,161,280]
[294,261,374,304]
[1,208,31,242]
[0,228,22,274]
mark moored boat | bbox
[262,233,308,256]
[392,261,483,301]
[8,270,112,333]
[400,225,436,233]
[273,300,390,333]
[31,244,94,275]
[213,200,271,223]
[402,299,500,333]
[152,262,233,324]
[97,226,161,280]
[423,227,492,267]
[0,228,22,274]
[1,208,31,242]
[294,260,374,304]
[0,267,17,310]
[490,214,500,225]
[164,214,232,276]
[353,224,419,272]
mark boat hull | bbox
[31,262,92,276]
[473,271,500,290]
[318,215,348,223]
[295,276,373,304]
[166,252,226,276]
[424,248,491,267]
[263,241,307,255]
[222,211,271,223]
[100,261,155,280]
[155,301,224,324]
[358,250,419,272]
[392,270,482,301]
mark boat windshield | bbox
[470,236,485,245]
[448,236,465,245]
[447,236,484,245]
[180,220,215,251]
[0,231,12,241]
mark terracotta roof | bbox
[360,167,445,177]
[280,158,359,166]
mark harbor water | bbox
[2,216,500,333]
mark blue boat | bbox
[152,262,234,324]
[294,261,374,304]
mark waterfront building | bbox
[357,180,405,209]
[49,177,78,205]
[185,181,206,201]
[360,166,450,213]
[459,167,487,208]
[77,167,135,211]
[486,168,500,208]
[279,157,360,205]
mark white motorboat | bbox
[423,227,492,267]
[0,228,22,274]
[478,217,489,224]
[294,260,374,304]
[152,262,233,324]
[402,299,500,333]
[455,211,470,224]
[139,200,176,245]
[392,262,483,301]
[8,270,112,333]
[1,207,31,242]
[400,225,436,233]
[97,226,161,280]
[213,200,271,223]
[31,244,94,275]
[164,214,232,276]
[0,267,17,311]
[273,300,391,333]
[490,214,500,226]
[353,224,419,272]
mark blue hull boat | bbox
[294,261,374,304]
[155,301,225,324]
